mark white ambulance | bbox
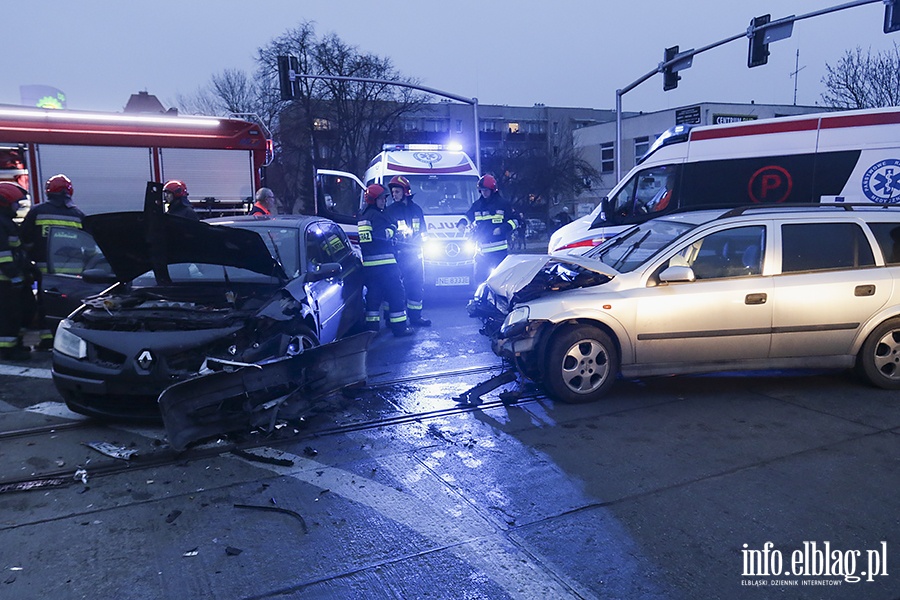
[318,144,481,289]
[550,105,900,255]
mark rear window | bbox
[866,222,900,265]
[780,222,875,273]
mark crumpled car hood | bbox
[85,212,284,282]
[485,253,618,302]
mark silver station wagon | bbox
[468,204,900,403]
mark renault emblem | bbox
[136,350,154,370]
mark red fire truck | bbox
[0,105,272,216]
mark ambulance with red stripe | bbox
[549,105,900,255]
[320,144,481,289]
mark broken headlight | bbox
[500,306,530,338]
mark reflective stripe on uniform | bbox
[481,240,509,253]
[362,253,397,267]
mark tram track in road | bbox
[1,362,543,495]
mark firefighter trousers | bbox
[364,262,408,332]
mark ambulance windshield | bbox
[404,175,479,215]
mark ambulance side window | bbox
[610,165,679,222]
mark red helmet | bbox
[365,183,386,205]
[163,180,189,198]
[388,175,411,196]
[46,174,73,197]
[0,182,27,208]
[477,174,497,191]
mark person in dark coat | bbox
[0,183,32,359]
[163,180,199,220]
[385,175,430,327]
[358,184,412,337]
[20,174,86,350]
[457,174,518,285]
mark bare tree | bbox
[176,69,260,116]
[821,43,900,109]
[252,22,429,213]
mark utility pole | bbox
[790,49,806,105]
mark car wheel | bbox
[286,325,319,356]
[858,318,900,390]
[545,325,618,403]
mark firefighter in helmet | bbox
[20,174,86,350]
[385,175,431,327]
[358,183,413,337]
[162,180,199,220]
[0,183,33,359]
[457,174,518,285]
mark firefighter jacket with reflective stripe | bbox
[0,212,27,283]
[385,197,425,259]
[357,204,398,267]
[20,197,86,273]
[463,193,518,254]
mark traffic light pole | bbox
[613,0,885,181]
[289,73,481,175]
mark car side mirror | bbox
[82,268,118,285]
[659,265,696,283]
[307,262,342,282]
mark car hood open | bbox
[85,212,284,282]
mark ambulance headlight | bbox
[423,238,444,260]
[54,319,87,359]
[463,240,477,255]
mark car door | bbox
[42,226,111,329]
[768,220,890,358]
[634,224,773,365]
[303,222,352,343]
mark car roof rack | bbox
[716,203,900,220]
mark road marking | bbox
[27,401,88,420]
[231,447,586,599]
[0,364,52,379]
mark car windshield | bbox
[233,225,301,278]
[586,218,695,273]
[403,175,479,215]
[132,263,281,285]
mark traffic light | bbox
[663,46,680,91]
[748,14,771,68]
[277,55,299,100]
[886,0,900,33]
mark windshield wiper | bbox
[610,230,651,271]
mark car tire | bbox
[544,324,618,403]
[858,318,900,390]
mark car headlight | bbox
[500,306,530,338]
[54,319,87,359]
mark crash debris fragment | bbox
[83,441,139,461]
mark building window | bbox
[403,120,418,131]
[313,118,332,131]
[424,119,448,133]
[508,122,520,134]
[481,120,496,133]
[455,119,463,133]
[553,121,559,135]
[600,142,614,173]
[634,136,650,163]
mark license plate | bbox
[436,276,470,286]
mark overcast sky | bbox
[6,1,896,115]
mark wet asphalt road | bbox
[0,286,899,600]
